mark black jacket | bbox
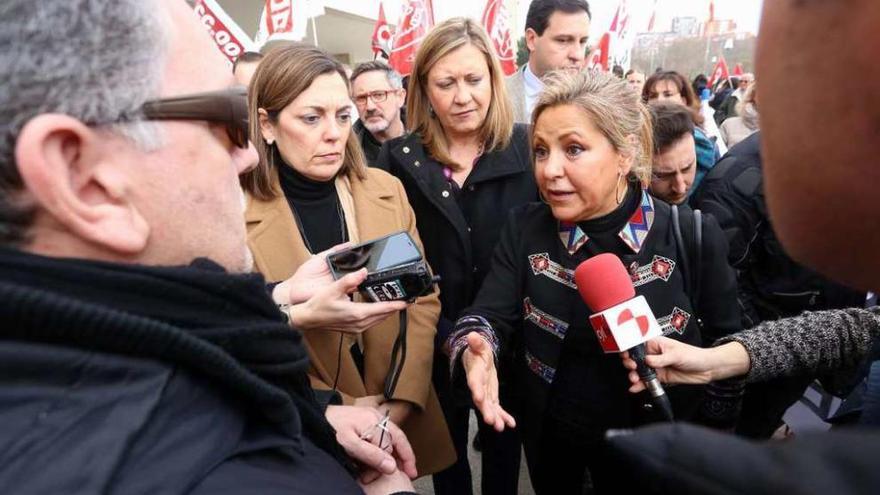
[0,249,363,495]
[690,132,865,329]
[353,119,383,167]
[373,124,538,329]
[607,423,880,495]
[461,196,741,451]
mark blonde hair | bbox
[406,17,514,170]
[532,70,654,185]
[242,43,367,201]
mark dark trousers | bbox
[523,418,617,495]
[431,356,522,495]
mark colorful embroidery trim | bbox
[525,350,556,383]
[528,253,577,289]
[523,297,569,339]
[556,189,656,255]
[628,255,676,287]
[657,307,691,336]
[618,191,655,253]
[559,221,588,255]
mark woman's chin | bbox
[548,204,581,223]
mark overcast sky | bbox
[327,0,763,41]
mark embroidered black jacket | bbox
[456,194,741,450]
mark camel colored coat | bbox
[245,167,455,476]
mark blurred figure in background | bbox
[715,73,753,125]
[643,70,721,198]
[625,68,646,95]
[719,81,759,148]
[691,73,709,99]
[232,50,263,87]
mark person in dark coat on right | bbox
[606,1,880,493]
[690,132,865,439]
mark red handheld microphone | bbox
[574,253,674,421]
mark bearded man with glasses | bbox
[350,61,407,166]
[0,1,420,493]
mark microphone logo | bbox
[617,308,650,337]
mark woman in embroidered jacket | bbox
[450,70,741,494]
[240,43,454,477]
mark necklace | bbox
[289,196,348,254]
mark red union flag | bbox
[586,32,610,71]
[388,0,434,76]
[192,0,254,64]
[708,56,730,87]
[372,1,394,58]
[481,0,516,75]
[254,0,308,46]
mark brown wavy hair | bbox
[642,70,705,127]
[241,43,367,201]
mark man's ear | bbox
[14,114,150,255]
[525,28,538,53]
[398,87,407,106]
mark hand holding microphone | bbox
[621,337,752,392]
[574,253,674,421]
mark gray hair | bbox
[350,60,403,90]
[0,0,168,245]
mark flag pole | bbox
[309,0,319,46]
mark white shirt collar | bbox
[523,64,543,117]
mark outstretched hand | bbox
[462,333,516,432]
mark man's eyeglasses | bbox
[353,90,395,106]
[140,86,249,149]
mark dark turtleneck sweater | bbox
[277,163,347,254]
[574,179,642,257]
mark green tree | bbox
[516,36,529,70]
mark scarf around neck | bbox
[0,247,344,461]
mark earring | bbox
[615,171,625,205]
[267,138,275,145]
[428,106,435,117]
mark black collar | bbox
[389,125,531,187]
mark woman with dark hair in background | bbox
[375,17,537,495]
[643,70,721,196]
